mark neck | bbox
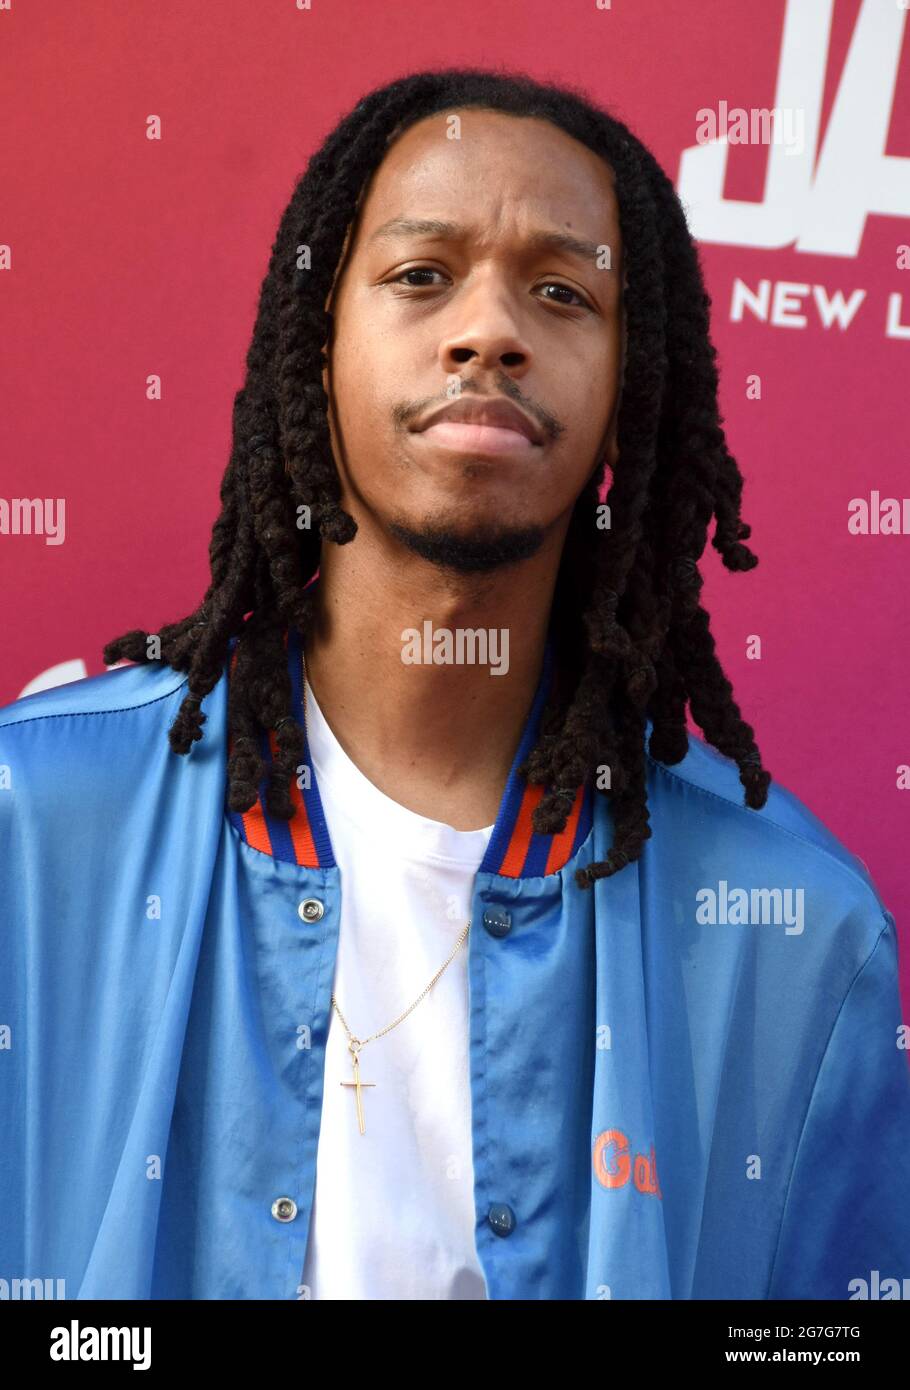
[300,538,560,831]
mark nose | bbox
[436,274,533,382]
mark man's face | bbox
[321,107,624,574]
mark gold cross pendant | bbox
[340,1038,375,1135]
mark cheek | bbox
[328,303,384,409]
[323,341,396,474]
[553,330,618,406]
[323,340,359,436]
[575,349,620,438]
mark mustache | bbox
[395,382,563,442]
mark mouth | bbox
[411,420,539,457]
[408,393,544,455]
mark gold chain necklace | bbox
[300,640,471,1136]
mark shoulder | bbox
[643,720,892,946]
[0,658,191,732]
[0,661,210,824]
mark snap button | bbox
[271,1196,298,1222]
[488,1203,516,1237]
[482,907,512,938]
[298,898,324,922]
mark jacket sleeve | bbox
[768,912,910,1299]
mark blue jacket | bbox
[1,615,909,1300]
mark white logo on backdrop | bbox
[678,0,910,255]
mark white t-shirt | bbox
[300,680,493,1300]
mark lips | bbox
[410,396,543,445]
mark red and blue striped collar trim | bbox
[225,623,334,869]
[476,636,593,878]
[224,617,593,878]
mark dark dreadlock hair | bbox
[103,67,771,890]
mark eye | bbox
[389,266,447,288]
[386,267,592,310]
[537,281,591,309]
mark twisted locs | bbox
[102,67,770,888]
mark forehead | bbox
[348,107,621,253]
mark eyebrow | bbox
[368,217,604,264]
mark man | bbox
[2,68,909,1301]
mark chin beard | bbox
[387,517,546,575]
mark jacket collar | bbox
[226,580,593,879]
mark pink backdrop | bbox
[2,1,908,1002]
